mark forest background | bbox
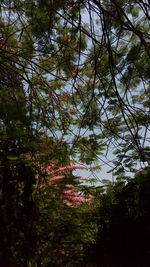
[0,0,150,266]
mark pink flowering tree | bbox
[34,159,94,207]
[24,145,98,266]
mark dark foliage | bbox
[83,167,150,267]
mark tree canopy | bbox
[0,0,150,266]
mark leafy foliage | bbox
[0,0,150,266]
[83,167,150,267]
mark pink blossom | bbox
[86,194,94,200]
[48,175,65,184]
[24,156,92,207]
[62,199,74,207]
[65,184,75,189]
[63,190,72,195]
[48,165,87,175]
[62,187,94,207]
[70,196,85,202]
[80,177,88,181]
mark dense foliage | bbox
[83,167,150,267]
[0,0,150,266]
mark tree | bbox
[83,167,150,267]
[33,164,97,266]
[0,0,150,266]
[1,1,149,173]
[0,21,39,265]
